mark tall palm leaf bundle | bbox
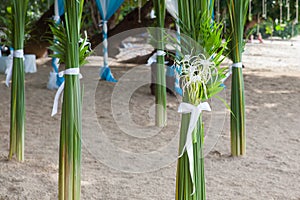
[50,0,85,199]
[227,0,249,156]
[9,0,29,162]
[176,3,207,198]
[153,0,167,127]
[176,0,227,199]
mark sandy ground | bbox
[0,36,300,200]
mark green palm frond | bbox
[56,0,86,199]
[152,0,167,127]
[49,20,92,68]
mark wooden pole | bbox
[216,0,220,23]
[287,0,290,21]
[280,0,283,24]
[262,0,267,19]
[296,0,299,23]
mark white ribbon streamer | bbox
[5,55,13,87]
[178,102,211,194]
[51,68,82,116]
[146,53,157,66]
[5,49,24,87]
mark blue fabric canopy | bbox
[48,0,65,89]
[56,0,65,87]
[166,0,182,96]
[58,0,64,16]
[48,0,124,88]
[52,0,64,75]
[95,0,124,21]
[95,0,124,82]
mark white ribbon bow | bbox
[222,62,243,83]
[178,102,211,194]
[51,68,82,116]
[5,49,24,87]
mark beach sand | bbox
[0,36,300,199]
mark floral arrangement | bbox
[176,53,226,200]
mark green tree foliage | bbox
[248,0,300,39]
[0,0,50,44]
[249,0,298,22]
[217,0,299,38]
[216,0,298,22]
[0,0,50,23]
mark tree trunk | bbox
[24,5,54,58]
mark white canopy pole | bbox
[102,21,109,68]
[54,0,59,18]
[262,0,267,19]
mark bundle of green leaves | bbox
[226,0,249,156]
[174,1,228,199]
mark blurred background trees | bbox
[0,0,299,58]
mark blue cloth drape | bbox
[95,0,124,20]
[95,0,124,82]
[52,0,65,87]
[58,0,64,16]
[166,0,182,96]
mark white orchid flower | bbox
[178,54,218,101]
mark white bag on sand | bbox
[47,71,59,90]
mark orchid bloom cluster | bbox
[178,54,218,104]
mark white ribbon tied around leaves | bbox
[51,68,82,116]
[178,102,211,194]
[222,62,243,83]
[146,50,166,66]
[157,50,166,56]
[232,62,243,69]
[5,49,24,87]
